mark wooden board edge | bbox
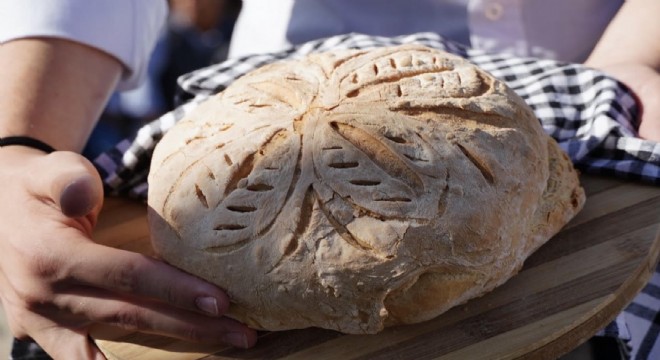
[517,228,660,360]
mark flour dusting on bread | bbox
[147,45,585,334]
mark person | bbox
[0,1,257,358]
[0,0,658,359]
[229,0,660,142]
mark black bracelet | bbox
[0,136,56,154]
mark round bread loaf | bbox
[147,45,585,334]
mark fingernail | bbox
[195,296,219,316]
[223,332,249,349]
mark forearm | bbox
[0,38,122,152]
[585,0,660,70]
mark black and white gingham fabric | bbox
[91,33,660,359]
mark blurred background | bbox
[83,0,243,160]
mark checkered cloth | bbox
[91,33,660,359]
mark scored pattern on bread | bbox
[147,45,585,334]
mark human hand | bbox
[0,148,257,359]
[593,63,660,142]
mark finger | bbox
[57,287,257,348]
[57,171,103,219]
[68,242,233,318]
[27,319,106,360]
[29,151,104,219]
[50,152,104,219]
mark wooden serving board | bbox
[90,175,660,360]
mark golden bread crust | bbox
[147,45,585,334]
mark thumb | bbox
[36,151,104,219]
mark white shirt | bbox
[230,0,623,63]
[0,0,168,90]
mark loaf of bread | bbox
[147,45,585,334]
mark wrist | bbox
[0,144,48,164]
[0,136,56,154]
